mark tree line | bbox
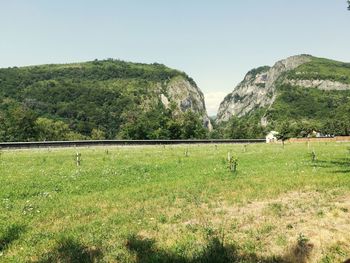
[0,99,207,142]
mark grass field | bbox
[0,143,350,262]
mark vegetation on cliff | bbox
[217,56,350,139]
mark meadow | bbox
[0,143,349,262]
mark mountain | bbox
[216,55,350,137]
[0,59,211,141]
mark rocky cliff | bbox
[216,55,350,125]
[216,55,313,123]
[161,76,212,130]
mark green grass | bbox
[1,143,350,262]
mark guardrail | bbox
[0,139,266,149]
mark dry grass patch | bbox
[167,190,350,262]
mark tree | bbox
[117,103,171,139]
[276,122,292,148]
[0,112,7,142]
[91,128,106,140]
[223,116,246,139]
[348,0,350,10]
[179,111,207,139]
[5,105,38,142]
[293,120,321,138]
[36,117,72,141]
[222,115,265,139]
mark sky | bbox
[1,0,349,115]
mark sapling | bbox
[76,152,81,166]
[276,122,292,148]
[311,149,317,162]
[297,233,310,247]
[294,233,313,259]
[185,147,189,157]
[228,155,238,173]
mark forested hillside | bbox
[0,59,210,142]
[216,55,350,139]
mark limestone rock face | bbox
[216,55,313,123]
[160,76,212,130]
[284,79,350,91]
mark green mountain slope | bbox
[0,59,210,141]
[217,55,350,138]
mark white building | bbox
[266,131,279,143]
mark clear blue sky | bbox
[1,0,349,115]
